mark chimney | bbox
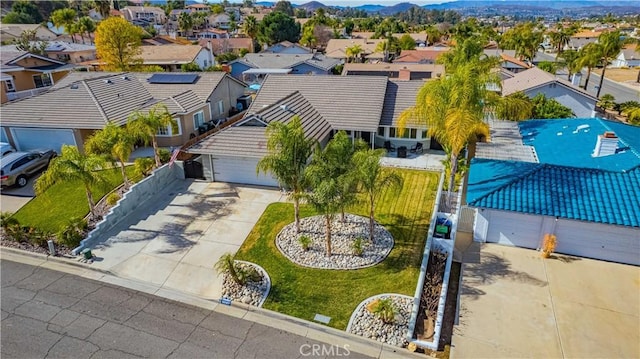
[398,67,411,81]
[592,131,618,157]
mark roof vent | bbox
[280,104,289,112]
[121,75,129,80]
[593,131,618,157]
[104,79,113,84]
[70,83,79,89]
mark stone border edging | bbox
[346,293,414,334]
[274,214,394,270]
[235,260,271,307]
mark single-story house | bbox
[0,50,74,104]
[611,47,640,68]
[199,38,253,55]
[187,75,431,186]
[139,45,214,71]
[261,41,312,54]
[324,38,385,62]
[502,67,597,118]
[1,41,97,64]
[393,50,445,64]
[228,53,340,82]
[467,118,640,266]
[0,23,58,43]
[0,72,247,153]
[342,63,444,80]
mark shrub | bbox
[298,235,312,251]
[106,192,121,206]
[236,265,261,284]
[134,157,155,177]
[352,236,364,256]
[2,224,25,242]
[158,148,171,163]
[56,217,88,248]
[367,298,397,324]
[1,211,19,228]
[25,226,52,247]
[214,253,260,285]
[541,234,557,258]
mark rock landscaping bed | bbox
[276,214,394,270]
[347,294,412,348]
[220,261,270,307]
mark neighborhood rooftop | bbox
[380,80,425,127]
[232,53,340,71]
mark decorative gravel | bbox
[220,261,270,307]
[347,294,413,348]
[276,214,394,269]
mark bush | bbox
[298,235,312,251]
[106,192,121,206]
[1,211,19,228]
[25,226,52,247]
[2,223,25,242]
[236,265,261,284]
[158,148,171,163]
[134,157,155,177]
[541,234,557,258]
[367,298,397,323]
[56,217,88,248]
[352,236,364,256]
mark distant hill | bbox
[255,1,275,6]
[296,1,327,11]
[354,4,387,12]
[423,0,635,10]
[373,2,420,15]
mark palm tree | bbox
[35,145,109,218]
[305,158,341,257]
[493,91,533,121]
[557,49,580,82]
[127,104,176,168]
[243,15,258,39]
[576,43,602,90]
[257,116,315,234]
[345,44,363,63]
[92,0,111,19]
[595,30,623,98]
[77,16,96,45]
[352,148,403,242]
[51,8,78,43]
[214,253,241,285]
[178,11,193,37]
[85,122,136,187]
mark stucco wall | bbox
[525,83,596,118]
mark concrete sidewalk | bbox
[85,180,283,300]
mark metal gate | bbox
[458,206,475,233]
[184,159,204,179]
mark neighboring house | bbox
[197,28,230,40]
[0,23,58,43]
[187,75,431,186]
[497,52,532,73]
[209,13,231,30]
[393,50,444,64]
[342,63,444,80]
[187,3,211,13]
[261,41,312,54]
[139,45,214,71]
[468,118,640,266]
[228,53,340,82]
[121,6,166,25]
[611,47,640,68]
[0,72,247,152]
[568,30,602,50]
[199,38,253,55]
[0,50,73,104]
[0,41,97,64]
[483,49,556,67]
[501,67,597,118]
[351,32,428,47]
[324,38,385,62]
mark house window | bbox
[421,130,428,139]
[389,127,396,138]
[157,118,181,136]
[4,79,15,93]
[217,100,224,115]
[410,129,417,139]
[377,127,385,136]
[33,73,52,88]
[193,111,205,128]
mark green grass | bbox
[236,169,439,330]
[12,167,140,234]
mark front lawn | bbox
[13,167,140,233]
[235,169,439,330]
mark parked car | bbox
[0,149,56,188]
[0,142,15,156]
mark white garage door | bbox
[486,210,543,249]
[10,128,76,154]
[212,155,279,187]
[554,220,640,266]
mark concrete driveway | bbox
[86,180,283,300]
[0,174,38,213]
[451,243,640,358]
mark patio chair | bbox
[384,140,396,152]
[410,142,424,154]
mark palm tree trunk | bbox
[85,186,96,217]
[120,160,129,188]
[341,208,345,223]
[325,214,332,257]
[596,63,607,98]
[584,67,592,90]
[447,152,458,199]
[294,197,300,234]
[369,196,375,242]
[152,138,161,168]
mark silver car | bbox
[0,150,56,188]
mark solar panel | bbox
[147,73,199,84]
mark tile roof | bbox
[247,75,388,132]
[467,159,640,227]
[1,72,233,129]
[394,50,444,63]
[342,63,444,75]
[501,67,596,100]
[324,38,385,58]
[232,53,339,71]
[139,45,204,64]
[499,53,531,69]
[189,91,332,158]
[199,38,252,53]
[380,80,425,127]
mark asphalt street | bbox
[584,72,640,103]
[1,259,372,359]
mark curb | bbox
[0,246,423,359]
